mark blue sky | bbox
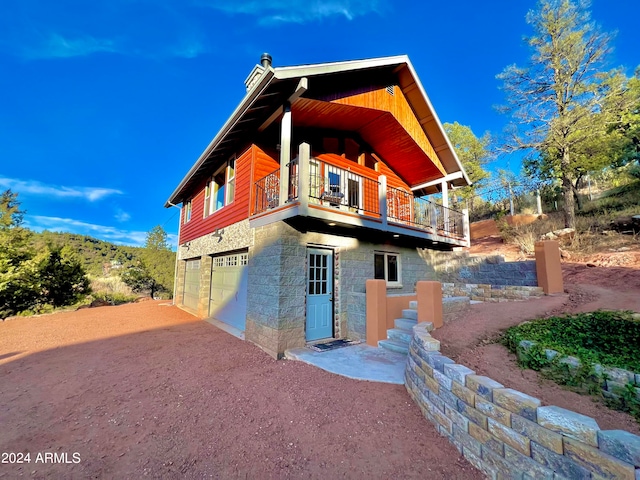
[1,0,638,247]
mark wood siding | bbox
[179,146,253,244]
[331,86,444,174]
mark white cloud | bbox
[114,209,131,222]
[22,34,119,60]
[199,0,384,24]
[25,215,148,246]
[0,177,122,202]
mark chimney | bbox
[261,53,273,69]
[244,53,273,92]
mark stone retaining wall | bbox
[442,283,544,302]
[404,323,640,479]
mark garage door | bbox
[209,251,248,331]
[183,259,201,310]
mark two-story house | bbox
[165,54,471,358]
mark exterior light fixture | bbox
[393,234,400,238]
[328,222,336,226]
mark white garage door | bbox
[183,259,201,311]
[208,251,248,331]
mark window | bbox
[184,200,192,223]
[374,252,401,287]
[205,158,236,216]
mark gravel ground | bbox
[0,301,476,479]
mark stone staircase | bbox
[378,301,433,355]
[378,297,471,355]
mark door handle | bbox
[329,294,333,302]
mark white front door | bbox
[306,248,333,341]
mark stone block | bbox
[537,406,600,447]
[545,349,559,361]
[444,363,475,385]
[409,344,437,374]
[433,369,453,390]
[530,442,590,479]
[466,375,505,402]
[458,401,488,429]
[504,444,554,480]
[413,328,441,353]
[475,397,512,426]
[462,446,497,479]
[452,380,476,408]
[430,402,453,434]
[558,355,582,371]
[511,414,563,454]
[426,354,455,373]
[607,380,630,396]
[604,367,634,384]
[493,388,542,422]
[423,372,440,396]
[427,390,446,413]
[563,436,636,479]
[468,422,504,456]
[452,424,481,456]
[488,417,531,455]
[597,430,640,467]
[480,445,517,479]
[439,386,460,409]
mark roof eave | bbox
[164,67,276,208]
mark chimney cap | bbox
[260,53,272,68]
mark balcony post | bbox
[298,142,310,216]
[379,175,387,229]
[441,180,449,233]
[279,103,292,206]
[462,208,470,247]
[429,201,437,231]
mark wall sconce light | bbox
[211,228,224,243]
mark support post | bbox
[536,189,543,215]
[366,279,387,346]
[462,208,470,247]
[416,281,443,329]
[534,240,564,294]
[298,142,310,216]
[379,175,387,229]
[441,180,449,233]
[279,103,292,206]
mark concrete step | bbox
[378,338,409,355]
[402,309,418,321]
[394,318,417,331]
[387,328,413,344]
[409,300,418,309]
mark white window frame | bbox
[184,200,192,223]
[206,157,236,216]
[374,252,402,288]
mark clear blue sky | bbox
[1,0,638,247]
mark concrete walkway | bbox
[284,344,407,384]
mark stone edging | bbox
[404,323,640,479]
[518,340,640,403]
[442,283,544,303]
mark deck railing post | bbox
[379,175,387,229]
[279,103,292,206]
[298,142,310,216]
[462,208,470,247]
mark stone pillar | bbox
[417,281,443,329]
[198,255,212,317]
[534,240,564,294]
[366,279,387,346]
[175,260,186,307]
[279,103,292,206]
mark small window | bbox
[205,157,236,216]
[374,252,401,287]
[184,200,192,223]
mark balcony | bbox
[251,143,469,248]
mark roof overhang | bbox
[165,55,470,207]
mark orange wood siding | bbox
[179,146,253,244]
[315,153,409,190]
[331,86,444,174]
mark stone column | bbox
[534,240,563,294]
[366,279,387,346]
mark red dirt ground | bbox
[432,236,640,436]
[0,301,475,479]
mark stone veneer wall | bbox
[405,323,640,479]
[425,250,538,287]
[442,283,545,302]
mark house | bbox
[165,54,471,358]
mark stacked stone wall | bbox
[425,250,538,287]
[405,324,640,479]
[442,283,544,302]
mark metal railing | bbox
[387,185,465,238]
[254,168,280,215]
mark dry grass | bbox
[89,275,134,295]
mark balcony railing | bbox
[252,145,468,243]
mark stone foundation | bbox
[405,323,640,479]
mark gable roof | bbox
[165,55,470,207]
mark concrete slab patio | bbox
[284,344,407,384]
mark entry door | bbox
[306,248,334,341]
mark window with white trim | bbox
[184,200,192,223]
[374,252,401,287]
[205,157,236,216]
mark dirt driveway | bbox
[0,301,475,479]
